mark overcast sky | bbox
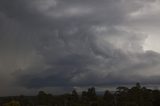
[1,0,160,96]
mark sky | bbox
[1,0,160,96]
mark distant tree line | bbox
[1,83,160,106]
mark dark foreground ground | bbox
[1,83,160,106]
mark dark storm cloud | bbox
[0,0,160,95]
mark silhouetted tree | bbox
[72,89,79,101]
[1,83,160,106]
[87,87,97,101]
[37,91,53,105]
[103,90,114,106]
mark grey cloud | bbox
[0,0,160,95]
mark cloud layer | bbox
[0,0,160,96]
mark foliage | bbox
[1,83,160,106]
[3,100,20,106]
